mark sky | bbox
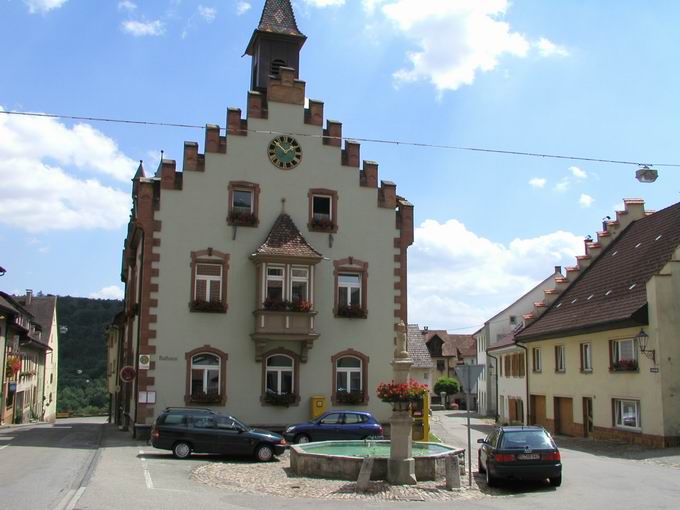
[1,0,679,333]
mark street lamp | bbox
[635,329,655,364]
[635,166,658,183]
[0,266,6,276]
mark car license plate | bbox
[517,453,540,460]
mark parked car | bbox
[150,407,287,461]
[477,426,562,487]
[283,410,383,443]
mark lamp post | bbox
[635,166,658,183]
[635,329,656,364]
[0,266,6,276]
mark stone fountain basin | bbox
[289,440,464,481]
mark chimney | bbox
[554,266,562,276]
[26,289,33,305]
[422,326,429,334]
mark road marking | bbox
[65,487,86,510]
[0,444,9,451]
[54,489,76,510]
[139,449,155,489]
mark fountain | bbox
[290,321,465,483]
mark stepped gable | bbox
[517,200,680,341]
[407,324,434,369]
[254,213,322,258]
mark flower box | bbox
[376,380,428,403]
[336,305,367,319]
[227,211,258,227]
[190,391,221,404]
[264,391,297,407]
[612,359,638,371]
[189,300,226,313]
[262,299,313,313]
[336,390,365,405]
[309,217,336,232]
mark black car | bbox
[283,410,384,443]
[150,407,287,461]
[477,426,562,487]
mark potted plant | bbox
[336,390,365,405]
[376,380,428,411]
[310,217,335,232]
[264,390,296,406]
[336,304,367,319]
[289,300,313,313]
[263,298,289,311]
[189,300,226,313]
[227,210,258,227]
[613,359,638,371]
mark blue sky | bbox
[1,0,679,332]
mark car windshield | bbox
[500,430,554,450]
[225,416,250,430]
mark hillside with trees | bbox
[57,296,122,416]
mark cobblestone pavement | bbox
[192,451,485,502]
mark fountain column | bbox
[388,321,417,485]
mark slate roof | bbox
[517,200,680,341]
[407,324,434,368]
[257,0,304,37]
[0,291,25,315]
[19,295,57,340]
[253,214,323,259]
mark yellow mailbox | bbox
[411,393,430,441]
[310,395,328,419]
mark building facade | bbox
[517,199,680,447]
[113,0,414,435]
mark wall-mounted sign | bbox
[120,365,136,383]
[650,367,660,373]
[158,355,178,362]
[138,391,156,404]
[138,354,151,370]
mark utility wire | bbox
[2,109,679,168]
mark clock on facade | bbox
[268,135,302,169]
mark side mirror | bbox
[476,438,486,444]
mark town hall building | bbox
[110,0,414,436]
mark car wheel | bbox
[478,451,486,474]
[485,465,496,487]
[295,434,311,444]
[255,444,274,462]
[550,475,562,487]
[173,441,192,459]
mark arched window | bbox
[270,58,286,77]
[266,355,294,395]
[190,353,220,402]
[336,356,362,394]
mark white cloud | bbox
[24,0,68,14]
[579,194,594,208]
[554,177,570,193]
[89,285,125,300]
[236,1,251,15]
[409,218,583,330]
[198,5,216,22]
[379,0,530,92]
[535,37,569,57]
[569,166,587,179]
[0,107,133,232]
[122,20,165,37]
[362,0,385,13]
[529,177,546,189]
[117,1,137,12]
[303,0,345,6]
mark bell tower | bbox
[245,0,307,93]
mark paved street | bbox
[2,414,680,509]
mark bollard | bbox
[445,455,461,489]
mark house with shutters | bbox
[113,0,413,436]
[515,199,680,447]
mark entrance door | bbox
[554,397,574,436]
[530,395,546,428]
[583,397,593,438]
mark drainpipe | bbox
[133,228,145,437]
[516,342,529,425]
[486,351,499,422]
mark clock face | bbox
[268,135,302,170]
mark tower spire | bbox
[245,0,307,92]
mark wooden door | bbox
[530,395,546,427]
[555,397,574,436]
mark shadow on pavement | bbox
[553,435,680,462]
[0,421,103,450]
[472,471,558,496]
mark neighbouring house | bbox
[406,324,434,389]
[475,268,561,418]
[112,0,414,437]
[17,291,59,422]
[106,311,126,427]
[516,199,680,447]
[488,331,527,425]
[0,291,52,424]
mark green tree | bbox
[434,377,459,395]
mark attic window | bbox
[571,299,578,304]
[629,283,637,290]
[587,294,594,300]
[611,251,618,257]
[271,59,286,77]
[635,242,642,248]
[555,303,562,308]
[655,235,663,241]
[605,290,612,296]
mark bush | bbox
[434,377,459,395]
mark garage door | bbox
[530,395,547,428]
[554,397,574,436]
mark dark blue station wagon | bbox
[283,410,383,443]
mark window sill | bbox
[335,307,368,319]
[615,425,641,433]
[260,394,300,407]
[226,213,259,227]
[189,301,228,313]
[333,393,368,406]
[610,368,639,373]
[580,369,593,374]
[555,370,566,374]
[185,395,226,405]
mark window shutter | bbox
[580,344,584,371]
[554,346,559,371]
[608,340,614,370]
[195,279,207,301]
[520,354,525,377]
[209,280,221,302]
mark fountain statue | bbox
[388,321,417,485]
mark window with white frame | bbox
[533,347,542,372]
[232,189,253,214]
[338,273,361,307]
[191,353,220,398]
[265,266,285,302]
[612,339,638,370]
[195,263,222,302]
[266,355,294,395]
[614,399,640,430]
[336,356,362,394]
[581,343,592,372]
[290,267,309,303]
[555,345,566,372]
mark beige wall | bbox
[144,100,402,425]
[496,346,527,424]
[42,306,59,422]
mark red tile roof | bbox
[517,200,680,341]
[254,214,322,259]
[256,0,304,37]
